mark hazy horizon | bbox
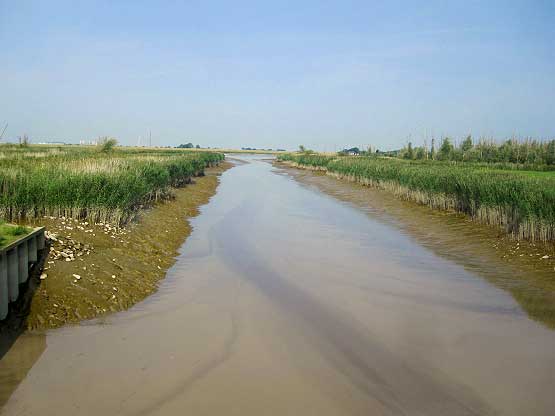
[1,1,554,151]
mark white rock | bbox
[542,255,550,259]
[40,273,47,280]
[72,274,81,280]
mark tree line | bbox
[398,136,555,165]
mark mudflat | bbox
[19,162,232,330]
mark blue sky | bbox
[1,1,554,151]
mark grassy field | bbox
[0,222,31,248]
[278,153,555,242]
[0,145,224,226]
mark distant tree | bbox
[177,142,194,149]
[19,134,29,147]
[461,135,473,153]
[415,147,426,160]
[339,147,360,155]
[392,135,555,166]
[195,144,201,149]
[403,142,414,159]
[98,137,118,153]
[438,137,454,160]
[546,140,555,165]
[299,145,306,153]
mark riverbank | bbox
[276,161,555,328]
[21,162,232,330]
[277,154,555,242]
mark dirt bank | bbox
[23,162,233,330]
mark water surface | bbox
[2,155,555,415]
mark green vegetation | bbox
[98,137,118,153]
[177,143,201,149]
[397,136,555,169]
[0,145,224,226]
[278,153,555,242]
[0,222,31,248]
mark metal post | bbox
[0,252,8,319]
[28,235,38,262]
[7,249,19,302]
[37,230,45,250]
[18,240,29,283]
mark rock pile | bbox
[45,230,93,262]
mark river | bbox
[1,154,555,415]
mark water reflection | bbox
[0,332,46,407]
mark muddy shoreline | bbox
[14,162,232,331]
[275,161,555,328]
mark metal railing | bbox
[0,227,46,320]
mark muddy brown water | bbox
[2,155,555,415]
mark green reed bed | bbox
[279,153,555,242]
[0,146,224,225]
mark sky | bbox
[1,1,554,151]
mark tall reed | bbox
[0,146,224,225]
[279,154,555,242]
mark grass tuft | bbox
[0,223,31,248]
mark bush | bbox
[98,137,118,153]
